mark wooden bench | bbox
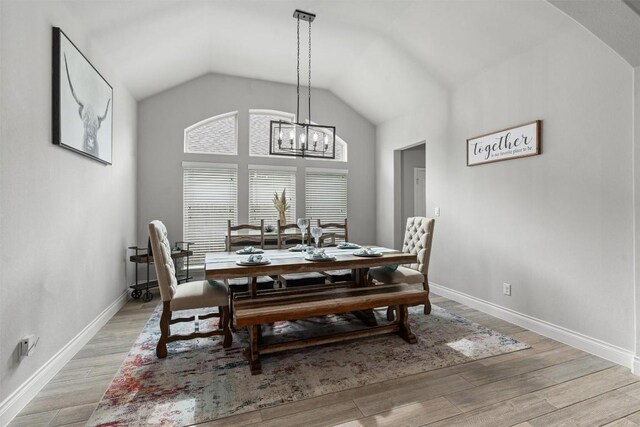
[234,283,428,374]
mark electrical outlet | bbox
[20,335,38,357]
[503,283,511,296]
[434,207,440,217]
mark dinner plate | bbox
[353,251,383,257]
[235,249,264,255]
[236,259,271,266]
[288,246,307,252]
[304,255,337,262]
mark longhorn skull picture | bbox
[64,54,110,157]
[53,27,113,164]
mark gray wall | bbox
[0,1,137,406]
[401,144,426,237]
[137,73,376,248]
[378,25,635,352]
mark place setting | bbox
[337,241,360,249]
[236,253,271,266]
[304,248,336,262]
[235,245,264,255]
[353,246,383,257]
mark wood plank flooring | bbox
[9,291,640,427]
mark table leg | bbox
[249,324,262,375]
[397,305,417,344]
[250,276,257,298]
[352,267,378,326]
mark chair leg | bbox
[156,301,171,358]
[386,306,396,321]
[229,289,237,332]
[423,280,431,315]
[222,306,232,348]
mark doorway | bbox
[395,142,426,248]
[414,168,426,217]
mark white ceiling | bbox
[63,0,576,124]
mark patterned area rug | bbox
[87,304,528,426]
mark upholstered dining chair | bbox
[148,220,231,358]
[277,220,326,288]
[226,220,275,326]
[317,218,352,283]
[368,217,435,319]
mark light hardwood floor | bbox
[9,291,640,427]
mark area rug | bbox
[87,304,529,426]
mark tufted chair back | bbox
[148,220,178,302]
[401,217,435,277]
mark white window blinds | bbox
[184,112,238,155]
[305,168,348,226]
[183,164,237,265]
[248,166,296,226]
[249,110,295,156]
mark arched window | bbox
[249,109,296,157]
[184,111,238,155]
[333,137,347,162]
[306,120,347,162]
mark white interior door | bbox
[414,168,426,217]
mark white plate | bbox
[236,259,271,266]
[304,255,337,262]
[235,249,264,255]
[288,246,307,252]
[353,251,383,257]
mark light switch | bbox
[434,207,440,217]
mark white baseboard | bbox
[633,356,640,376]
[430,282,635,369]
[0,290,129,427]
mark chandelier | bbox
[269,10,336,159]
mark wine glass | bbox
[311,226,323,248]
[296,218,309,247]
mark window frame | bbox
[183,111,239,156]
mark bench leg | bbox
[249,325,262,375]
[397,305,417,344]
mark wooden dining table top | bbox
[204,246,416,280]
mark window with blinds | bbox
[249,109,296,157]
[305,168,348,232]
[184,111,238,155]
[248,166,296,226]
[183,164,237,265]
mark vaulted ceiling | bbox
[61,0,634,125]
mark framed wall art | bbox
[52,27,113,164]
[467,120,541,167]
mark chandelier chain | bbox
[296,17,300,121]
[308,20,312,124]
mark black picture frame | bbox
[52,27,113,165]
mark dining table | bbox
[204,246,417,325]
